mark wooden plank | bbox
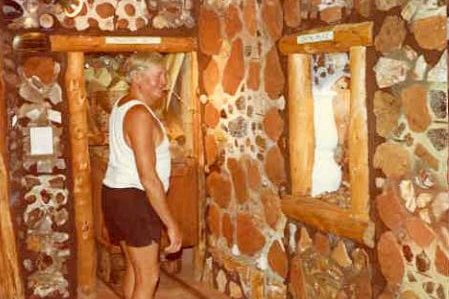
[279,22,373,54]
[0,50,25,299]
[349,47,370,220]
[288,54,314,195]
[65,52,96,299]
[281,195,374,247]
[51,35,196,53]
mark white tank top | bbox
[103,100,171,192]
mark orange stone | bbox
[264,47,285,100]
[373,141,411,179]
[264,145,287,186]
[243,156,261,190]
[223,38,244,95]
[401,84,431,132]
[268,241,288,278]
[261,189,281,228]
[96,2,115,18]
[23,57,56,85]
[225,4,242,40]
[378,290,395,299]
[262,0,283,41]
[263,108,284,141]
[203,58,220,96]
[204,102,220,128]
[243,0,257,37]
[199,7,222,55]
[283,0,301,28]
[415,143,439,171]
[124,3,135,16]
[435,246,449,276]
[247,61,260,91]
[206,172,232,208]
[135,17,146,29]
[289,254,307,298]
[377,231,405,285]
[405,217,436,248]
[207,204,221,237]
[116,19,128,29]
[319,6,343,24]
[376,184,409,231]
[375,16,406,54]
[400,290,421,299]
[227,158,249,203]
[353,272,372,299]
[236,213,266,256]
[411,16,446,51]
[314,232,331,256]
[222,213,234,246]
[205,134,218,166]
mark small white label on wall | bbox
[297,31,334,44]
[105,36,162,45]
[48,109,62,124]
[30,126,54,155]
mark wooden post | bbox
[349,47,370,220]
[0,48,25,299]
[65,52,96,299]
[288,54,314,195]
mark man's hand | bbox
[164,224,182,254]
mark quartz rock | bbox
[411,55,427,81]
[431,192,449,221]
[400,180,416,213]
[428,51,447,82]
[374,57,410,88]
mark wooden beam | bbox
[65,52,96,298]
[281,195,374,247]
[288,54,314,195]
[349,47,370,220]
[279,22,373,54]
[51,35,196,53]
[0,49,25,299]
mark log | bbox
[51,35,196,53]
[288,54,314,195]
[349,47,370,220]
[65,52,96,299]
[0,47,24,299]
[279,22,373,54]
[281,195,374,247]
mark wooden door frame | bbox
[50,35,204,296]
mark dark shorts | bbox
[101,185,163,247]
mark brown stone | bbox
[243,0,257,37]
[378,290,395,299]
[373,91,401,137]
[124,4,135,16]
[283,0,301,28]
[96,2,115,18]
[205,134,218,166]
[223,38,244,95]
[405,217,435,248]
[289,254,307,298]
[354,0,371,17]
[236,213,266,256]
[375,16,406,54]
[331,241,352,268]
[206,172,232,208]
[225,4,242,40]
[116,19,128,29]
[354,272,372,299]
[243,156,261,190]
[400,290,421,299]
[320,6,343,24]
[198,7,222,55]
[375,0,404,11]
[135,17,146,30]
[378,231,405,285]
[261,189,281,229]
[435,246,449,276]
[415,143,439,171]
[203,58,220,96]
[314,232,331,256]
[222,213,234,246]
[207,204,221,237]
[264,145,287,186]
[401,84,431,133]
[374,141,411,179]
[262,0,283,41]
[268,241,288,278]
[247,61,260,91]
[298,227,312,253]
[264,47,285,100]
[204,102,220,128]
[23,56,56,85]
[376,184,409,231]
[263,108,284,142]
[411,16,446,51]
[227,158,248,203]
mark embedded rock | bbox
[320,6,343,24]
[377,232,405,285]
[222,213,234,246]
[205,134,218,166]
[374,142,411,178]
[247,61,261,91]
[415,143,439,171]
[225,4,242,40]
[265,145,287,186]
[198,7,222,55]
[207,204,221,237]
[223,38,244,95]
[283,0,301,28]
[227,158,249,203]
[375,0,404,11]
[264,47,285,100]
[405,217,435,248]
[401,84,431,133]
[374,57,410,88]
[262,0,283,41]
[261,189,281,228]
[435,246,449,276]
[373,91,401,137]
[203,58,220,96]
[375,16,406,54]
[429,90,447,119]
[376,185,409,231]
[236,213,266,256]
[427,128,448,151]
[244,0,257,37]
[268,241,288,278]
[204,102,220,128]
[243,156,261,190]
[411,16,446,51]
[206,172,232,208]
[263,108,284,141]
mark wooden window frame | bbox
[279,22,375,247]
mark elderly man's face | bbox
[136,64,168,104]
